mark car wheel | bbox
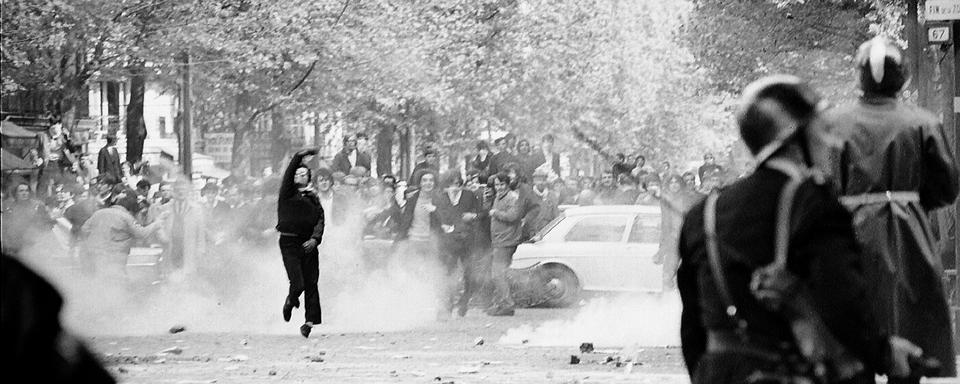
[536,264,581,308]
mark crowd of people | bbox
[1,113,741,330]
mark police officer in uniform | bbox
[677,76,923,384]
[813,37,959,383]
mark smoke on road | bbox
[20,199,444,337]
[499,293,681,348]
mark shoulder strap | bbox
[764,159,807,269]
[703,191,746,329]
[703,159,810,329]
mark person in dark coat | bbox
[393,169,441,245]
[2,253,116,383]
[812,37,959,382]
[515,139,538,181]
[331,135,371,175]
[470,140,492,178]
[276,148,325,338]
[97,135,122,183]
[434,172,482,318]
[408,148,440,186]
[488,137,517,177]
[678,75,923,384]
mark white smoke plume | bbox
[17,189,446,337]
[499,293,682,348]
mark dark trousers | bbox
[279,236,321,324]
[440,236,476,311]
[491,246,517,309]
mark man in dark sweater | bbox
[276,148,325,338]
[435,172,482,317]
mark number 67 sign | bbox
[928,23,953,45]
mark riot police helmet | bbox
[855,36,909,97]
[736,75,821,158]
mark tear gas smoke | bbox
[499,293,681,348]
[17,195,445,337]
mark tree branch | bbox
[334,0,351,26]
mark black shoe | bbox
[300,323,313,338]
[282,298,299,322]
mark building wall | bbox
[143,83,177,139]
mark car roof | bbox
[562,204,660,216]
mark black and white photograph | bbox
[1,0,959,383]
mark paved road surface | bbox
[89,307,690,384]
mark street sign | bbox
[203,132,234,165]
[928,23,953,44]
[927,0,960,20]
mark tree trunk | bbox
[125,61,147,165]
[376,122,394,177]
[230,122,249,172]
[399,125,410,179]
[270,110,288,171]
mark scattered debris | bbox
[169,325,186,334]
[155,358,167,364]
[391,355,411,359]
[240,338,248,346]
[230,355,249,362]
[117,367,128,374]
[473,337,485,346]
[354,346,385,350]
[579,343,594,353]
[521,339,529,344]
[268,370,277,376]
[160,346,183,355]
[569,355,581,365]
[308,356,324,363]
[458,366,481,374]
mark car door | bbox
[559,214,630,291]
[623,212,663,292]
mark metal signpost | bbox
[924,0,960,349]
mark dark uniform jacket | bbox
[677,166,887,381]
[814,96,958,376]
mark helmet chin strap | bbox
[751,123,813,172]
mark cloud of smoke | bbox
[18,195,447,337]
[499,293,682,348]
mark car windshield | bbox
[530,213,564,242]
[563,215,627,242]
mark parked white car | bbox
[510,205,664,307]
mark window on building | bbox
[158,117,167,138]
